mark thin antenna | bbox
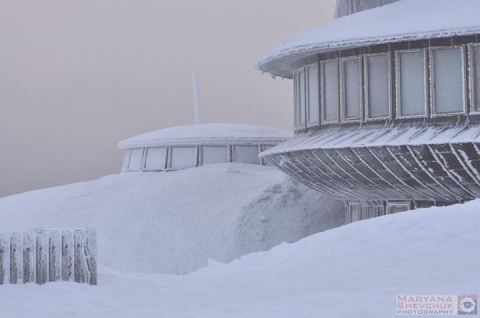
[193,72,201,125]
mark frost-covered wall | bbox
[335,0,400,18]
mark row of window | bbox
[346,201,411,223]
[123,144,273,172]
[294,43,480,129]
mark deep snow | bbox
[0,199,478,317]
[0,163,344,275]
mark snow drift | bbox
[1,199,478,317]
[0,163,344,275]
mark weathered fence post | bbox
[0,228,96,286]
[23,230,36,283]
[61,230,73,282]
[74,230,87,283]
[35,229,48,285]
[0,233,10,285]
[10,232,23,284]
[85,227,97,285]
[49,231,60,282]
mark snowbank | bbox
[0,163,344,274]
[1,200,478,317]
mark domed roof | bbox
[118,123,292,149]
[256,0,480,78]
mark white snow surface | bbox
[0,163,343,275]
[1,199,478,317]
[257,0,480,77]
[118,123,292,149]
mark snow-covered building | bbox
[257,0,480,222]
[119,124,291,172]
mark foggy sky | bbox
[0,0,336,198]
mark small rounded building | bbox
[118,123,291,172]
[257,0,480,222]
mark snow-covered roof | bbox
[261,123,480,157]
[118,123,292,149]
[256,0,480,78]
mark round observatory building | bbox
[257,0,480,222]
[118,123,291,172]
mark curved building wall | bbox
[262,35,480,221]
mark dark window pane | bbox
[307,64,319,124]
[343,59,361,120]
[323,61,339,122]
[367,54,390,118]
[398,51,426,117]
[433,47,464,114]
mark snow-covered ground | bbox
[1,199,479,317]
[0,163,344,274]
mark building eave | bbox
[256,0,480,78]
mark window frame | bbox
[429,45,467,118]
[294,68,307,130]
[340,56,363,123]
[122,150,130,171]
[143,147,168,171]
[363,52,392,122]
[320,58,340,125]
[125,148,145,172]
[395,48,429,119]
[468,43,480,115]
[386,201,412,214]
[232,144,261,165]
[306,62,321,127]
[169,146,197,169]
[200,145,229,166]
[346,201,360,223]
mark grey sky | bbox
[0,0,336,198]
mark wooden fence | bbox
[0,228,97,285]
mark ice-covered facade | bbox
[119,124,291,172]
[257,0,480,222]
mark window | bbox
[430,46,466,116]
[396,49,428,118]
[295,69,306,128]
[347,202,360,223]
[321,59,340,123]
[234,145,259,164]
[127,148,144,171]
[202,146,228,165]
[144,147,167,171]
[386,201,411,214]
[171,147,196,169]
[340,57,362,121]
[364,53,391,120]
[307,63,320,125]
[469,44,480,113]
